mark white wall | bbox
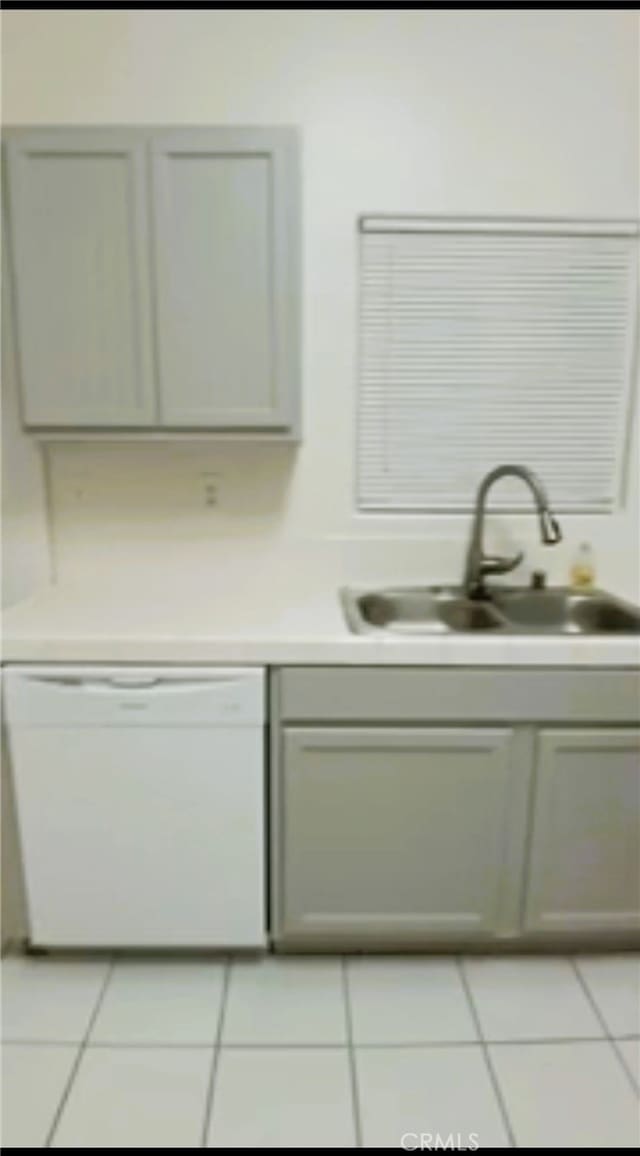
[1,236,50,607]
[2,10,639,596]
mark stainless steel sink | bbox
[342,585,640,636]
[493,589,640,634]
[436,598,505,633]
[570,598,640,634]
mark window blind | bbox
[358,218,638,512]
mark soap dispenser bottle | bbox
[570,542,596,591]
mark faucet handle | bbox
[480,551,525,578]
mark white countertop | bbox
[3,569,640,667]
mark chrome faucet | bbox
[463,464,562,598]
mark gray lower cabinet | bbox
[274,669,640,948]
[524,728,640,935]
[278,726,527,944]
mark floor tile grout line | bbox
[570,956,639,1096]
[474,1034,639,1048]
[569,956,614,1038]
[457,956,518,1150]
[200,956,231,1147]
[44,954,116,1149]
[611,1039,640,1096]
[342,957,364,1148]
[6,1033,636,1050]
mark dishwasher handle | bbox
[94,676,162,689]
[28,674,246,691]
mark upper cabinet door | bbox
[5,131,156,427]
[150,128,300,430]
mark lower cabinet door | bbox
[278,726,520,943]
[524,728,640,934]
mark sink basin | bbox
[570,598,640,634]
[491,589,571,629]
[437,599,504,632]
[493,589,640,635]
[342,585,640,637]
[344,587,504,634]
[342,586,506,635]
[357,590,447,632]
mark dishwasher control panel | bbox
[4,665,264,727]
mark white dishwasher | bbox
[4,666,266,948]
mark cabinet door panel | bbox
[5,131,155,427]
[279,727,518,942]
[151,128,299,429]
[524,729,640,933]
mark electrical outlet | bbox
[200,472,221,508]
[59,470,90,504]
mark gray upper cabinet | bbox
[524,728,640,934]
[151,128,299,430]
[5,130,156,428]
[3,126,300,436]
[278,726,524,944]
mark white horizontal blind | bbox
[358,218,638,512]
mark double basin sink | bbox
[342,585,640,636]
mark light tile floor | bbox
[2,952,639,1148]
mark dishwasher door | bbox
[4,666,266,948]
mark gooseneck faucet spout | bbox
[463,464,562,598]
